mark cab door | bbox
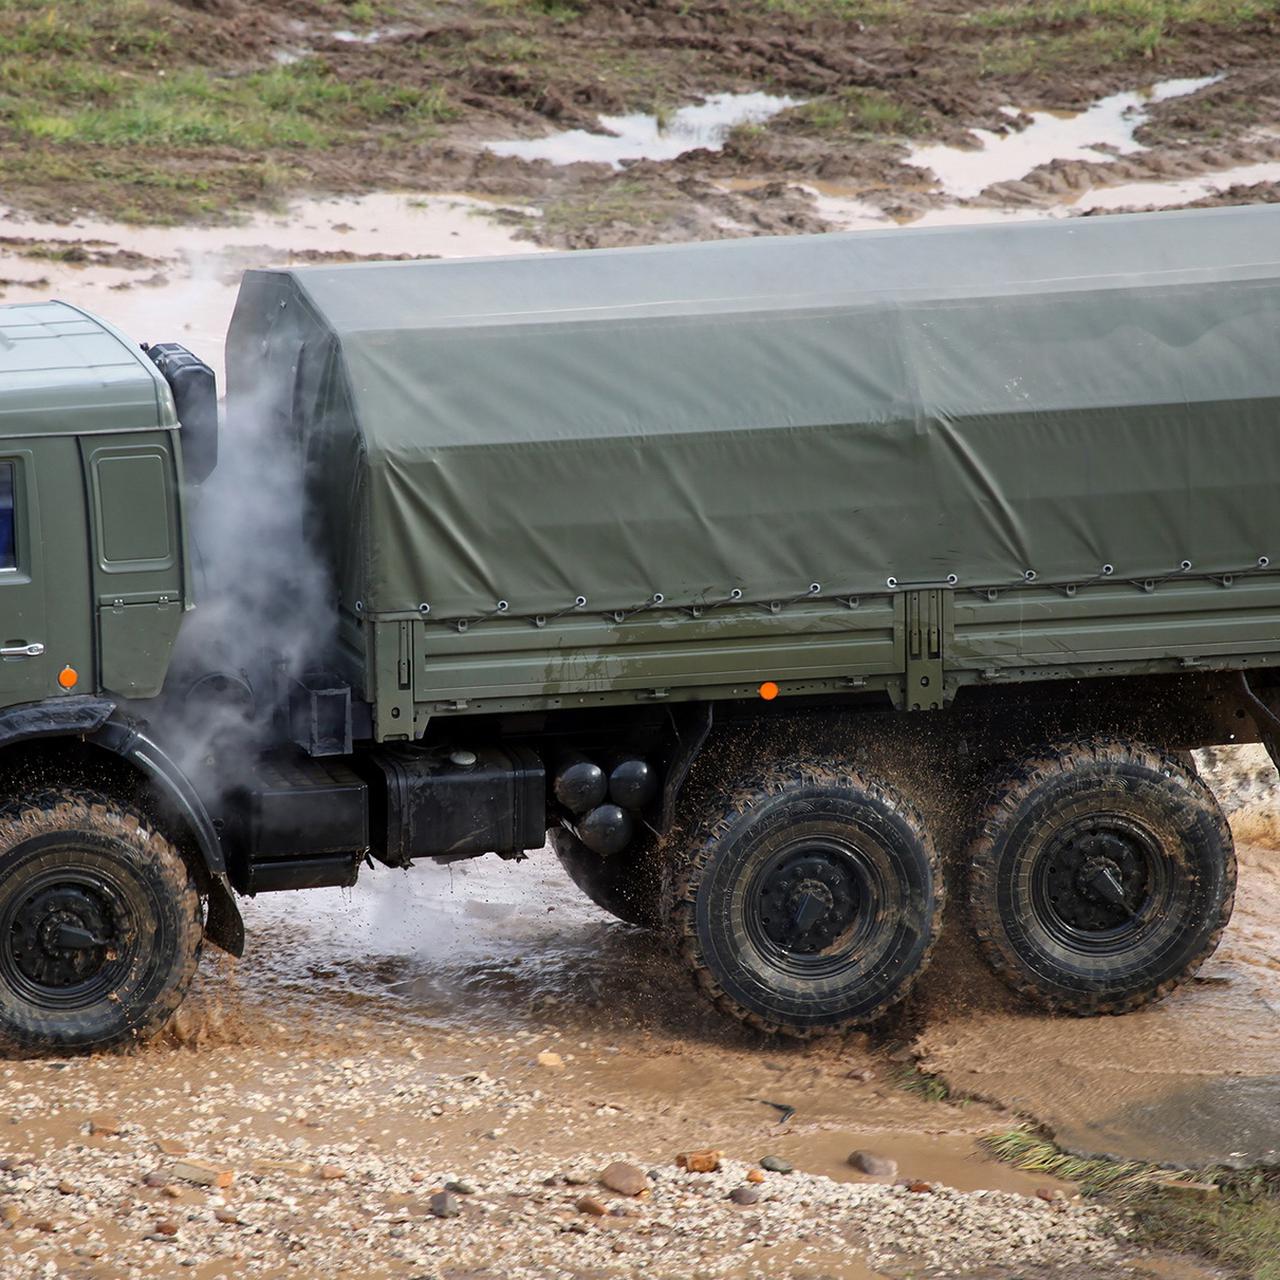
[0,447,50,700]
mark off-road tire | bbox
[549,826,662,928]
[0,790,202,1055]
[667,761,943,1038]
[967,739,1235,1016]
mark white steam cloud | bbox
[154,388,335,797]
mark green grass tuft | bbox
[985,1127,1280,1280]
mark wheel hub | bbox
[8,885,115,990]
[758,852,860,954]
[1041,828,1151,934]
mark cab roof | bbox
[0,301,176,436]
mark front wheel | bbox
[0,790,202,1055]
[967,739,1236,1015]
[667,761,943,1038]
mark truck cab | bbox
[0,302,187,707]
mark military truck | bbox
[0,204,1274,1054]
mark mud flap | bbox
[1237,673,1280,777]
[204,873,245,958]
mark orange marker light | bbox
[58,666,78,690]
[758,680,779,701]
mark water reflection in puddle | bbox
[1074,160,1280,211]
[907,76,1221,199]
[486,91,800,168]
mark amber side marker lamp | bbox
[758,680,779,701]
[58,666,78,690]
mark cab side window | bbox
[0,462,15,571]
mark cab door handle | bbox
[0,642,44,657]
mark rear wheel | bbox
[0,790,202,1055]
[549,826,662,928]
[967,739,1235,1015]
[667,761,942,1037]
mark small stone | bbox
[34,1220,57,1234]
[728,1186,761,1206]
[161,1185,183,1200]
[561,1220,588,1234]
[154,1140,188,1157]
[675,1149,721,1174]
[0,1203,20,1227]
[214,1209,240,1225]
[536,1051,565,1071]
[759,1156,793,1174]
[143,1172,169,1189]
[564,1171,591,1186]
[746,1170,765,1184]
[846,1067,874,1083]
[410,1173,426,1184]
[428,1191,460,1219]
[56,1180,78,1196]
[89,1115,122,1137]
[611,1241,627,1254]
[319,1165,346,1181]
[848,1151,898,1178]
[170,1160,234,1190]
[251,1159,310,1176]
[153,1219,179,1236]
[444,1180,475,1195]
[575,1196,607,1217]
[1035,1187,1057,1202]
[609,1202,643,1218]
[906,1180,934,1193]
[599,1162,648,1196]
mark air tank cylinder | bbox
[577,803,633,856]
[553,751,608,813]
[608,758,658,810]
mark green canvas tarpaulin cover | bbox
[227,204,1280,622]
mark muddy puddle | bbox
[485,92,800,168]
[906,76,1221,200]
[0,192,536,379]
[1075,160,1280,212]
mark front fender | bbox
[0,695,115,748]
[89,719,244,957]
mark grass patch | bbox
[892,1061,953,1103]
[537,179,666,240]
[966,0,1269,28]
[787,87,925,137]
[985,1128,1280,1280]
[2,61,453,152]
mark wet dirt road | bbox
[0,844,1217,1280]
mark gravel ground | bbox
[0,1042,1125,1280]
